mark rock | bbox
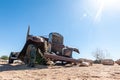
[79,62,90,67]
[78,58,93,66]
[65,64,73,67]
[101,59,114,65]
[14,60,22,64]
[115,59,120,65]
[46,60,55,66]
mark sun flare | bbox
[94,0,120,22]
[98,0,120,9]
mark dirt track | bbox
[0,61,120,80]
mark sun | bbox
[101,0,119,8]
[94,0,120,22]
[82,0,120,22]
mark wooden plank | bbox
[44,53,80,63]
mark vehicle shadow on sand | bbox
[0,63,48,72]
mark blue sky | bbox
[0,0,120,60]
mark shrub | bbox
[0,55,9,60]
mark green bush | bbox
[0,55,9,60]
[36,52,47,65]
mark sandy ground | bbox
[0,61,120,80]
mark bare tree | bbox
[92,48,111,64]
[93,48,105,60]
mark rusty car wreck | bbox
[9,26,80,67]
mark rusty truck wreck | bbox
[9,26,80,66]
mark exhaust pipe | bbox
[26,25,30,41]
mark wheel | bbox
[25,44,36,67]
[8,52,14,64]
[9,58,14,64]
